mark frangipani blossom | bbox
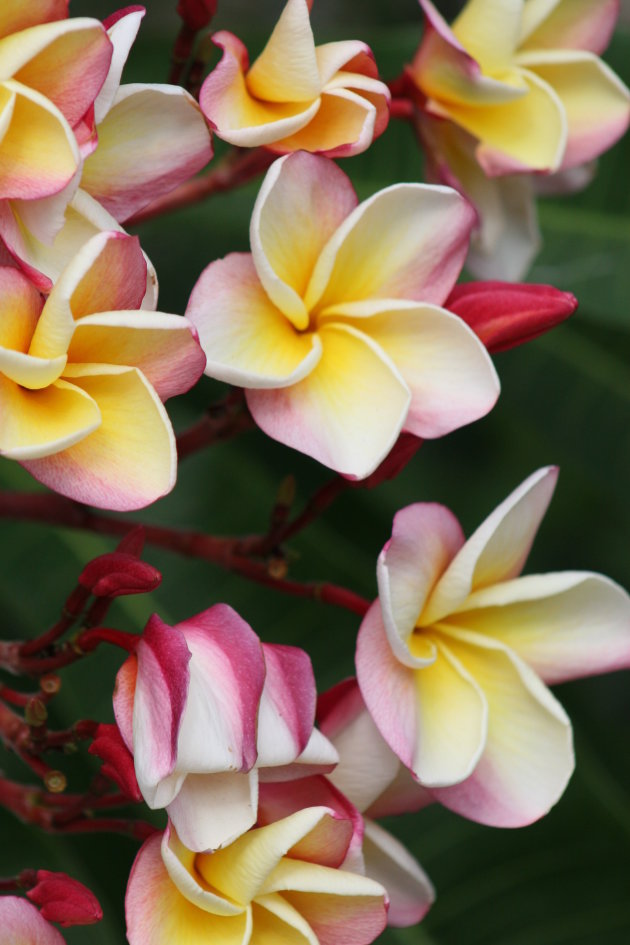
[199,0,389,157]
[409,0,630,278]
[0,6,212,290]
[0,4,111,202]
[126,811,387,945]
[0,897,66,945]
[0,230,205,510]
[356,467,630,827]
[114,605,337,852]
[187,151,499,478]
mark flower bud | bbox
[27,871,102,928]
[445,281,578,354]
[78,553,161,598]
[176,0,217,31]
[88,723,142,801]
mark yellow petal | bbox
[247,0,320,103]
[452,0,523,71]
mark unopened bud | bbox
[79,553,161,598]
[177,0,217,31]
[27,870,103,927]
[445,281,578,354]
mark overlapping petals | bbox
[356,467,630,826]
[0,230,204,509]
[199,0,389,157]
[126,811,387,945]
[409,0,630,277]
[114,605,337,852]
[187,151,499,478]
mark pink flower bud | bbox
[445,281,578,354]
[89,723,142,801]
[176,0,217,31]
[78,553,161,598]
[27,872,102,928]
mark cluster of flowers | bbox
[1,0,629,943]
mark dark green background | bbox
[1,1,629,942]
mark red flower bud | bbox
[89,723,142,802]
[445,281,577,354]
[27,871,102,928]
[78,552,161,598]
[176,0,217,31]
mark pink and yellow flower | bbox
[114,605,337,852]
[409,0,630,277]
[356,467,630,827]
[199,0,389,157]
[126,812,387,945]
[0,6,213,290]
[187,151,499,478]
[0,230,204,510]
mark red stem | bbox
[176,390,254,461]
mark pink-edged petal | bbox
[305,184,475,313]
[13,171,80,247]
[113,653,137,751]
[198,807,341,905]
[365,762,433,819]
[258,777,359,869]
[257,644,316,766]
[518,51,630,169]
[356,601,487,786]
[412,0,526,107]
[0,375,100,460]
[0,1,68,38]
[0,80,79,200]
[422,466,559,625]
[174,604,266,775]
[167,771,258,853]
[126,834,248,945]
[94,7,144,124]
[132,614,191,807]
[377,501,465,665]
[250,152,358,330]
[186,253,322,388]
[0,265,43,349]
[269,88,379,159]
[520,0,619,55]
[67,311,205,401]
[336,299,500,439]
[8,19,112,127]
[362,819,434,927]
[247,322,410,479]
[199,31,320,147]
[83,84,213,223]
[0,897,65,945]
[262,861,387,945]
[452,571,630,684]
[315,41,379,85]
[23,364,177,510]
[433,626,573,826]
[246,0,320,103]
[30,230,145,359]
[452,0,523,70]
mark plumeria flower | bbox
[0,897,67,945]
[0,6,213,291]
[409,0,630,278]
[114,605,338,852]
[199,0,390,157]
[356,467,630,827]
[0,230,205,510]
[187,151,499,479]
[126,811,388,945]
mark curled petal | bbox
[246,0,320,103]
[257,644,316,766]
[22,364,178,510]
[270,87,378,158]
[94,7,145,124]
[167,771,258,853]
